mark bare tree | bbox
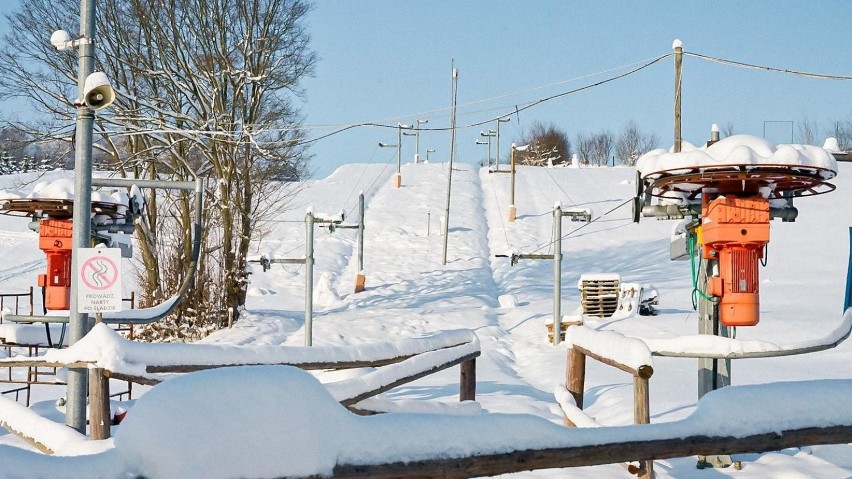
[721,122,735,139]
[615,121,659,166]
[588,131,613,166]
[832,115,852,151]
[0,0,316,338]
[517,121,571,166]
[575,133,593,166]
[797,116,819,145]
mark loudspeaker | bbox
[83,72,115,110]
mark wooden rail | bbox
[318,425,852,478]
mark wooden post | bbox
[673,39,683,153]
[28,286,33,315]
[460,358,476,401]
[634,375,653,479]
[566,347,586,409]
[89,312,110,439]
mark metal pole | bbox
[673,39,683,153]
[845,227,852,311]
[395,123,402,188]
[415,120,428,163]
[305,211,314,346]
[67,0,97,433]
[508,145,517,222]
[415,121,420,163]
[496,118,509,170]
[553,204,563,346]
[441,65,458,266]
[357,193,365,273]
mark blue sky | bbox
[3,1,852,177]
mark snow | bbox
[636,134,838,179]
[0,147,850,478]
[566,326,653,372]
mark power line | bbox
[685,51,852,81]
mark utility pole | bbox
[442,63,458,266]
[673,39,683,153]
[67,0,97,434]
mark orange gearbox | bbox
[37,218,73,310]
[701,196,770,327]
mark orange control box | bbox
[38,219,73,310]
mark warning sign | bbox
[77,247,123,313]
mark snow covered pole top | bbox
[672,38,683,50]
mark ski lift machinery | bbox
[634,142,837,327]
[0,177,203,325]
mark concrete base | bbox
[508,205,517,223]
[354,273,366,293]
[394,173,402,188]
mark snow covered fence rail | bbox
[0,324,480,409]
[0,395,88,454]
[563,325,655,478]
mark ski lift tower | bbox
[634,133,838,398]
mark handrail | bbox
[644,308,852,359]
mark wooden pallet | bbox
[579,275,620,318]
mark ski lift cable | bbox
[488,172,513,253]
[542,167,577,207]
[526,197,634,255]
[344,147,395,219]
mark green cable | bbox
[688,231,715,310]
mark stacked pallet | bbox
[578,273,621,317]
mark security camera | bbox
[50,30,72,50]
[82,72,115,110]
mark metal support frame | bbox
[249,210,365,344]
[498,204,583,346]
[305,212,314,346]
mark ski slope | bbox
[0,158,850,477]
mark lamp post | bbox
[475,139,489,166]
[480,129,496,166]
[495,117,510,170]
[426,148,436,163]
[414,118,428,163]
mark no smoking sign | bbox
[77,247,123,313]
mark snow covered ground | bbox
[0,145,850,477]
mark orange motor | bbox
[701,196,770,327]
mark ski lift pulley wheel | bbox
[641,163,836,201]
